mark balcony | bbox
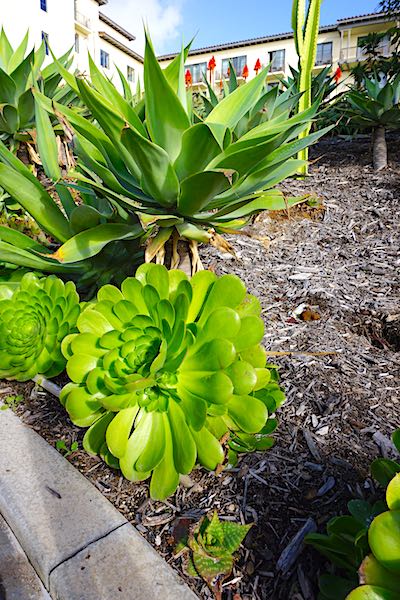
[339,44,391,64]
[74,10,92,33]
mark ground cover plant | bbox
[307,429,400,600]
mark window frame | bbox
[127,65,135,82]
[315,42,333,66]
[268,49,286,72]
[100,49,110,69]
[41,31,49,55]
[184,62,207,84]
[222,55,247,78]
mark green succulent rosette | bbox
[183,511,252,591]
[0,273,80,381]
[61,264,285,499]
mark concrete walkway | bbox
[0,407,197,600]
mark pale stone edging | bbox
[0,407,197,600]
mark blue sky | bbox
[107,0,380,54]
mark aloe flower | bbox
[0,273,80,381]
[61,264,284,499]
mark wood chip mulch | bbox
[2,134,400,600]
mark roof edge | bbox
[99,12,136,41]
[99,31,144,63]
[157,11,396,61]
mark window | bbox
[100,49,109,69]
[269,49,285,72]
[315,42,332,66]
[127,66,135,82]
[357,35,390,60]
[185,62,207,84]
[75,33,79,53]
[40,0,47,11]
[222,56,247,78]
[41,32,49,55]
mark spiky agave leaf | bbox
[60,264,284,499]
[0,272,80,381]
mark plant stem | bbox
[373,125,387,171]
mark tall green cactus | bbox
[292,0,323,175]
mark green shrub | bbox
[0,273,80,381]
[61,264,284,499]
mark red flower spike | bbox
[254,58,261,74]
[208,56,216,71]
[334,66,342,83]
[242,64,249,79]
[185,69,192,86]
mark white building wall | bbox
[1,0,75,59]
[0,0,143,90]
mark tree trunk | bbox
[373,126,387,171]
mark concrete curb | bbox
[0,407,197,600]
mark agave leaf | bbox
[49,223,143,263]
[174,123,222,180]
[205,67,268,131]
[121,125,180,206]
[88,54,146,136]
[178,170,233,215]
[144,30,190,161]
[0,162,71,242]
[0,68,17,104]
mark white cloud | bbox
[105,0,184,54]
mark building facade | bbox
[0,0,143,89]
[159,12,399,94]
[0,4,397,95]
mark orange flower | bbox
[242,64,249,79]
[254,58,261,74]
[185,69,192,86]
[334,66,342,83]
[208,56,216,71]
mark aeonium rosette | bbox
[61,264,285,499]
[0,273,80,381]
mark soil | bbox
[1,134,400,600]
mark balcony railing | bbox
[74,10,91,30]
[339,44,391,63]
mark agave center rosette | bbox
[0,273,80,381]
[61,264,284,499]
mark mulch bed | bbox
[1,134,400,600]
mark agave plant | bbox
[50,32,329,273]
[282,65,339,107]
[179,511,251,599]
[346,74,400,170]
[0,272,80,381]
[0,110,144,294]
[197,61,304,139]
[0,28,77,150]
[60,264,284,500]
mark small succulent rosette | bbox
[61,264,285,499]
[0,273,80,381]
[181,511,251,593]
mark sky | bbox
[106,0,381,55]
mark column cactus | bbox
[292,0,323,175]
